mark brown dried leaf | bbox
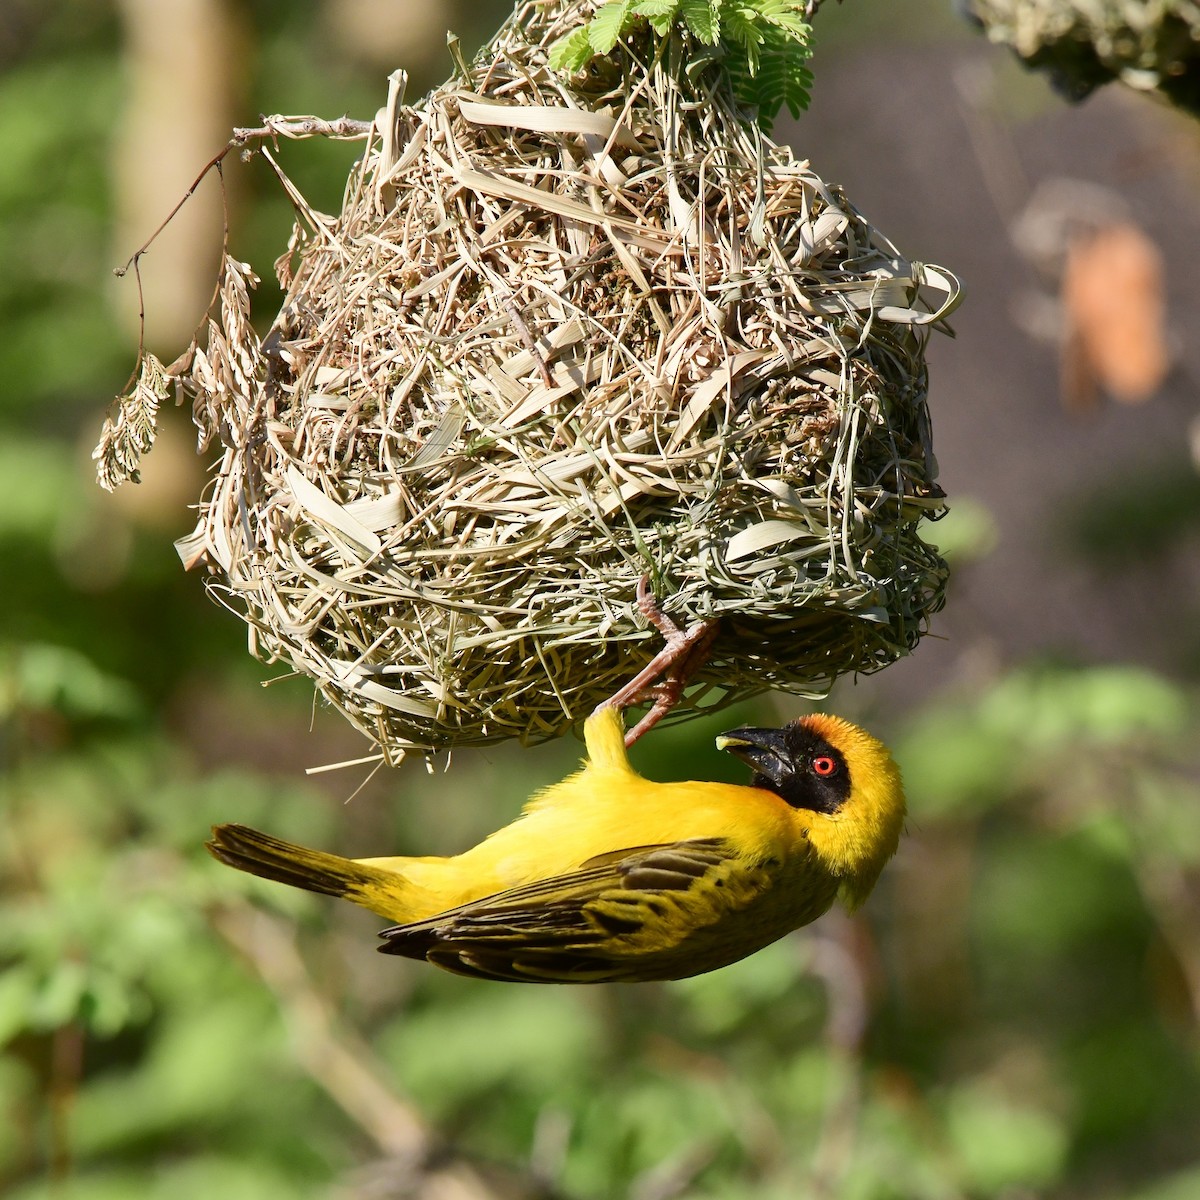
[92,353,172,491]
[1061,221,1169,411]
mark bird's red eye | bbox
[811,756,837,777]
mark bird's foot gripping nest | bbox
[596,577,720,747]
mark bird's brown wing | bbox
[377,837,768,984]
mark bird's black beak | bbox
[716,726,793,789]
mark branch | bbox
[232,114,375,147]
[211,905,428,1158]
[211,903,553,1199]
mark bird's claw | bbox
[595,575,720,747]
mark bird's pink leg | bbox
[595,576,720,747]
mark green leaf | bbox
[681,0,720,42]
[721,4,765,54]
[588,0,637,55]
[548,26,595,72]
[756,0,812,38]
[721,6,766,80]
[632,0,680,18]
[632,0,679,34]
[729,15,813,122]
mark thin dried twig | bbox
[806,919,869,1200]
[212,904,521,1199]
[232,114,375,145]
[212,905,427,1157]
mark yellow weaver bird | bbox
[207,707,905,983]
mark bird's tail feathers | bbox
[207,823,413,921]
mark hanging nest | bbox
[97,0,960,757]
[965,0,1200,113]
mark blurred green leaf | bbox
[26,958,88,1031]
[899,663,1190,819]
[381,985,598,1118]
[973,825,1147,966]
[926,496,998,566]
[1135,775,1200,866]
[979,665,1189,748]
[897,702,1016,817]
[1063,459,1200,566]
[1067,1015,1200,1149]
[2,5,1199,1198]
[0,967,39,1045]
[8,1157,312,1200]
[1,641,143,723]
[0,438,86,538]
[1131,1165,1200,1200]
[0,55,126,412]
[668,935,816,1037]
[943,1084,1068,1192]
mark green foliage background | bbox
[2,2,1199,1197]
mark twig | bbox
[630,1140,717,1200]
[115,114,371,281]
[48,1021,85,1184]
[211,903,560,1198]
[805,918,867,1200]
[211,905,428,1157]
[501,293,556,388]
[1125,777,1200,1028]
[232,114,375,146]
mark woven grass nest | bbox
[100,1,961,758]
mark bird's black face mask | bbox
[716,723,851,814]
